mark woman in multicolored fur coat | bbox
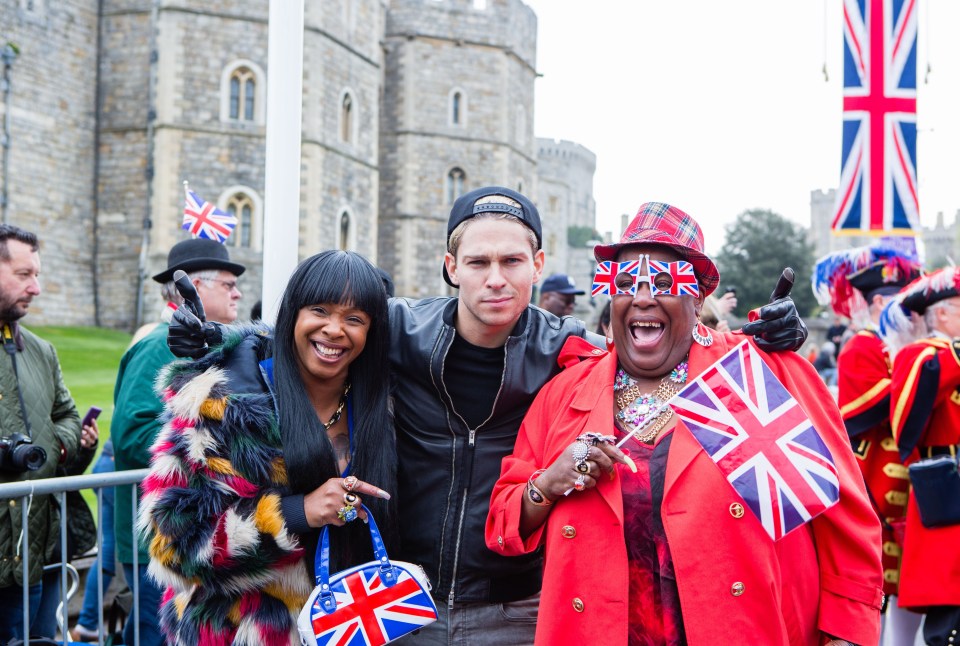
[138,250,397,645]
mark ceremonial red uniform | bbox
[837,329,910,596]
[890,336,960,609]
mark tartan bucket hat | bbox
[594,202,720,296]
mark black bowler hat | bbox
[152,238,246,283]
[443,186,542,288]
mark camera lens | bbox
[12,444,46,471]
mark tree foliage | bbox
[715,209,816,317]
[567,225,600,248]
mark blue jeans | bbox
[122,562,165,646]
[77,450,116,629]
[403,591,539,645]
[0,582,43,641]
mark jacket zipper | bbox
[439,332,511,607]
[447,488,469,608]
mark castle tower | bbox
[536,138,597,293]
[94,1,384,328]
[378,0,538,297]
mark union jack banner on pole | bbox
[671,342,840,541]
[648,259,699,297]
[182,181,237,243]
[592,260,639,297]
[832,0,919,236]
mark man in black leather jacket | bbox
[168,186,807,645]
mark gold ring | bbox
[576,461,590,474]
[342,476,358,492]
[344,492,359,505]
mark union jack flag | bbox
[182,184,237,243]
[648,259,699,297]
[592,260,639,297]
[309,566,437,646]
[671,342,840,541]
[832,0,919,235]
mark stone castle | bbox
[0,0,597,328]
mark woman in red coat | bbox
[486,203,883,646]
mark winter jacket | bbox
[487,334,883,645]
[0,323,81,587]
[142,325,396,645]
[388,296,601,604]
[111,323,174,565]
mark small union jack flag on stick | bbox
[182,181,237,243]
[592,260,639,297]
[648,259,699,297]
[671,341,840,541]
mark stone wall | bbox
[0,0,100,325]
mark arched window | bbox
[220,60,265,125]
[449,88,467,127]
[341,92,354,143]
[452,92,462,125]
[226,193,255,248]
[446,168,466,204]
[229,68,256,121]
[339,211,351,250]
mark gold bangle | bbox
[526,469,554,507]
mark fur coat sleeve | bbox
[137,328,309,599]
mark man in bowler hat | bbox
[111,239,245,646]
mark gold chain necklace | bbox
[321,383,351,431]
[614,360,688,444]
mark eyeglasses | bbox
[202,278,239,292]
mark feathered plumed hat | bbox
[811,245,921,324]
[878,266,960,353]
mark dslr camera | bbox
[0,433,47,473]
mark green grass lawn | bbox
[29,326,132,509]
[29,326,132,445]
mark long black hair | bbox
[272,250,395,567]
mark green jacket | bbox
[112,323,174,565]
[0,324,81,587]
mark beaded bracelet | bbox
[526,468,554,507]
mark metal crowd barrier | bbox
[0,469,149,645]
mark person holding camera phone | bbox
[0,224,86,643]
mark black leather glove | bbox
[739,268,809,353]
[167,270,224,359]
[168,304,223,359]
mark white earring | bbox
[692,320,713,347]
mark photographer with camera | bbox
[0,225,87,643]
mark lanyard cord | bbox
[2,324,32,438]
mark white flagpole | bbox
[261,0,305,324]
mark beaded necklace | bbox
[614,359,688,443]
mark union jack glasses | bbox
[592,255,699,298]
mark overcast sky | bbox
[523,0,960,255]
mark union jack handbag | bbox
[298,505,438,646]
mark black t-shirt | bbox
[444,333,506,429]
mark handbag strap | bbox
[314,504,397,612]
